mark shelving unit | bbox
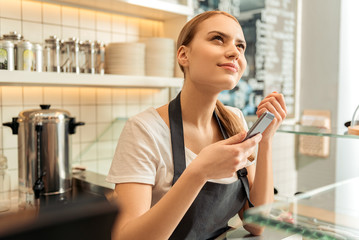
[0,70,183,88]
[0,1,192,89]
[42,0,193,20]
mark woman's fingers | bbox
[257,92,287,115]
[257,93,287,121]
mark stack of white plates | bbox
[105,42,145,76]
[145,38,175,77]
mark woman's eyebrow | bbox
[207,30,246,44]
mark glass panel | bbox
[278,124,359,139]
[244,177,359,239]
[73,117,127,163]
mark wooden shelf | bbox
[0,70,183,89]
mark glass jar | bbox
[0,155,11,213]
[95,41,105,74]
[61,37,80,73]
[348,104,359,135]
[44,36,61,73]
[79,40,96,74]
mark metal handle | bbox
[69,118,85,134]
[2,117,19,134]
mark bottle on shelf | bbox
[0,155,11,212]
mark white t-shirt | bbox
[106,106,252,206]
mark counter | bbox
[0,171,117,239]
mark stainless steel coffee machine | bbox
[3,105,84,208]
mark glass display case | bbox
[244,177,359,239]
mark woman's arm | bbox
[112,167,206,240]
[238,92,287,235]
[239,141,273,235]
[112,133,262,240]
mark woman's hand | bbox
[188,133,262,181]
[256,91,287,142]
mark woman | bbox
[107,10,287,240]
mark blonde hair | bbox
[177,11,255,161]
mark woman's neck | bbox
[180,81,219,128]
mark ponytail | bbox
[215,100,255,162]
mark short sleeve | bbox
[106,117,160,185]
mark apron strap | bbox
[169,92,186,185]
[213,110,229,139]
[237,168,254,208]
[215,110,254,208]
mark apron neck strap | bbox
[169,92,186,185]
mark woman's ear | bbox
[177,45,189,68]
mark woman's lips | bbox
[218,63,239,73]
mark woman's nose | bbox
[225,44,240,60]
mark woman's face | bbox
[182,14,247,92]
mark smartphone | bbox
[242,111,275,142]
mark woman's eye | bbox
[237,44,245,50]
[212,35,224,43]
[237,44,246,52]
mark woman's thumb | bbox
[223,132,246,145]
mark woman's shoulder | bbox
[126,107,169,135]
[224,105,248,130]
[224,105,245,119]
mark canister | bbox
[44,36,61,73]
[61,37,80,73]
[2,31,23,70]
[17,40,34,71]
[34,43,43,72]
[0,40,15,70]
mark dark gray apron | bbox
[169,92,254,240]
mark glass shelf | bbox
[277,124,359,140]
[244,177,359,240]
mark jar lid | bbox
[18,105,71,123]
[0,155,8,170]
[3,31,23,41]
[64,37,79,45]
[45,35,60,43]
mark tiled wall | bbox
[0,0,169,191]
[0,0,163,44]
[0,0,297,197]
[0,85,170,191]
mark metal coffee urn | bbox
[3,105,84,208]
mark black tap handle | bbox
[40,104,51,109]
[33,177,45,199]
[2,117,19,134]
